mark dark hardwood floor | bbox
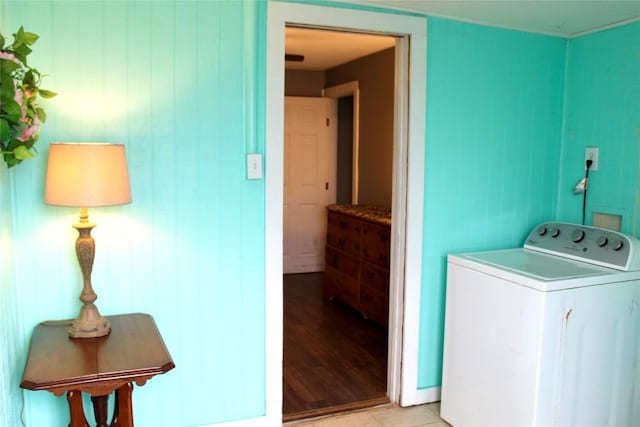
[283,272,388,420]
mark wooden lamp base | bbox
[69,208,110,339]
[69,302,111,338]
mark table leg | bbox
[66,390,88,427]
[110,382,134,427]
[91,394,110,427]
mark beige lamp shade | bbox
[45,143,132,207]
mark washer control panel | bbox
[524,222,640,271]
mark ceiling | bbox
[358,0,640,36]
[286,27,396,71]
[285,1,640,71]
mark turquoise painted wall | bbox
[1,1,266,425]
[418,18,566,388]
[2,0,638,423]
[556,22,640,234]
[0,158,21,427]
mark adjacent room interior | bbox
[282,26,398,421]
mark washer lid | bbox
[463,248,615,281]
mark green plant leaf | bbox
[2,100,22,122]
[35,107,47,123]
[5,155,19,168]
[12,26,25,48]
[0,58,20,74]
[0,118,8,141]
[21,31,39,46]
[13,145,35,160]
[0,33,5,50]
[30,67,41,83]
[0,74,16,102]
[23,69,34,86]
[12,44,32,65]
[39,89,57,98]
[7,138,19,151]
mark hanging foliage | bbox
[1,26,56,168]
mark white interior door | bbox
[283,96,337,274]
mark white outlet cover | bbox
[585,147,599,171]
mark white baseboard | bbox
[197,414,276,427]
[401,386,441,407]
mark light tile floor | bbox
[285,402,451,427]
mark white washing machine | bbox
[441,222,640,427]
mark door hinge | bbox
[326,118,330,127]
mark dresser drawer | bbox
[361,262,389,293]
[326,211,362,254]
[360,286,389,327]
[361,221,391,268]
[324,266,359,307]
[325,246,360,280]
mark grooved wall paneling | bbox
[1,1,266,425]
[418,18,566,388]
[0,165,21,427]
[557,22,640,233]
[2,1,639,423]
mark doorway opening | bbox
[323,80,361,205]
[337,95,354,204]
[282,26,397,421]
[265,3,429,424]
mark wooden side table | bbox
[21,313,175,427]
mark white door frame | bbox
[322,81,360,204]
[265,2,429,424]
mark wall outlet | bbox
[585,147,599,171]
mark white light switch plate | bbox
[247,153,263,180]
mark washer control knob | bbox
[551,228,560,238]
[612,240,624,251]
[537,226,548,236]
[597,236,609,247]
[572,229,585,243]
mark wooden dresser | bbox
[323,204,391,327]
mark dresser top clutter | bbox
[326,204,391,226]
